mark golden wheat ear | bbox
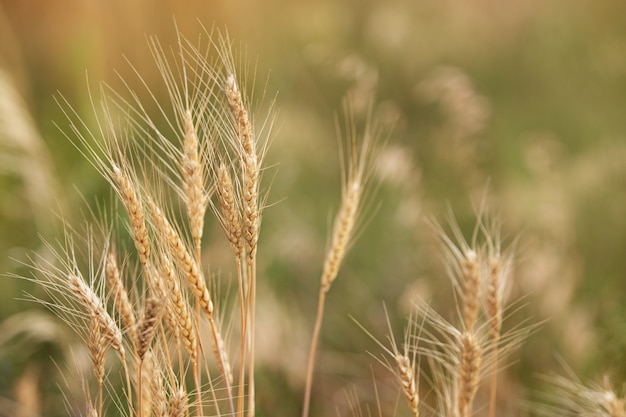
[302,98,381,417]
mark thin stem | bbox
[246,259,257,417]
[236,259,247,417]
[488,336,500,417]
[302,289,328,417]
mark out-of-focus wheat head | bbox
[0,69,59,230]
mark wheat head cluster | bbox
[18,25,625,417]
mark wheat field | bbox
[1,3,626,417]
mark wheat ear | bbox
[458,331,482,417]
[105,249,138,346]
[169,389,189,417]
[111,163,151,274]
[216,161,243,259]
[461,249,481,331]
[148,198,234,412]
[224,72,259,417]
[160,254,198,361]
[303,104,374,417]
[486,254,502,417]
[395,354,420,417]
[182,108,208,259]
[67,273,124,357]
[88,312,106,416]
[137,297,162,360]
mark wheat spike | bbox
[105,249,138,345]
[182,108,208,255]
[461,249,481,331]
[148,199,214,316]
[140,351,155,417]
[216,161,243,258]
[137,297,162,360]
[458,331,482,417]
[395,354,420,417]
[161,254,198,361]
[88,312,106,385]
[111,164,151,271]
[321,179,361,292]
[150,360,168,417]
[68,273,124,356]
[168,389,188,417]
[224,74,259,258]
[224,74,254,157]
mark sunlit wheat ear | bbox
[181,108,209,257]
[537,371,625,417]
[303,101,380,417]
[321,103,377,294]
[224,73,259,259]
[359,307,421,417]
[87,312,106,386]
[111,162,151,274]
[149,356,168,417]
[137,296,162,361]
[430,213,484,331]
[140,350,155,417]
[214,161,243,259]
[147,198,214,317]
[105,247,138,346]
[67,273,125,358]
[224,73,255,160]
[168,389,189,417]
[148,198,233,393]
[457,331,482,417]
[150,269,181,346]
[160,253,198,361]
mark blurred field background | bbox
[1,0,626,416]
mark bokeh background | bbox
[1,0,626,416]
